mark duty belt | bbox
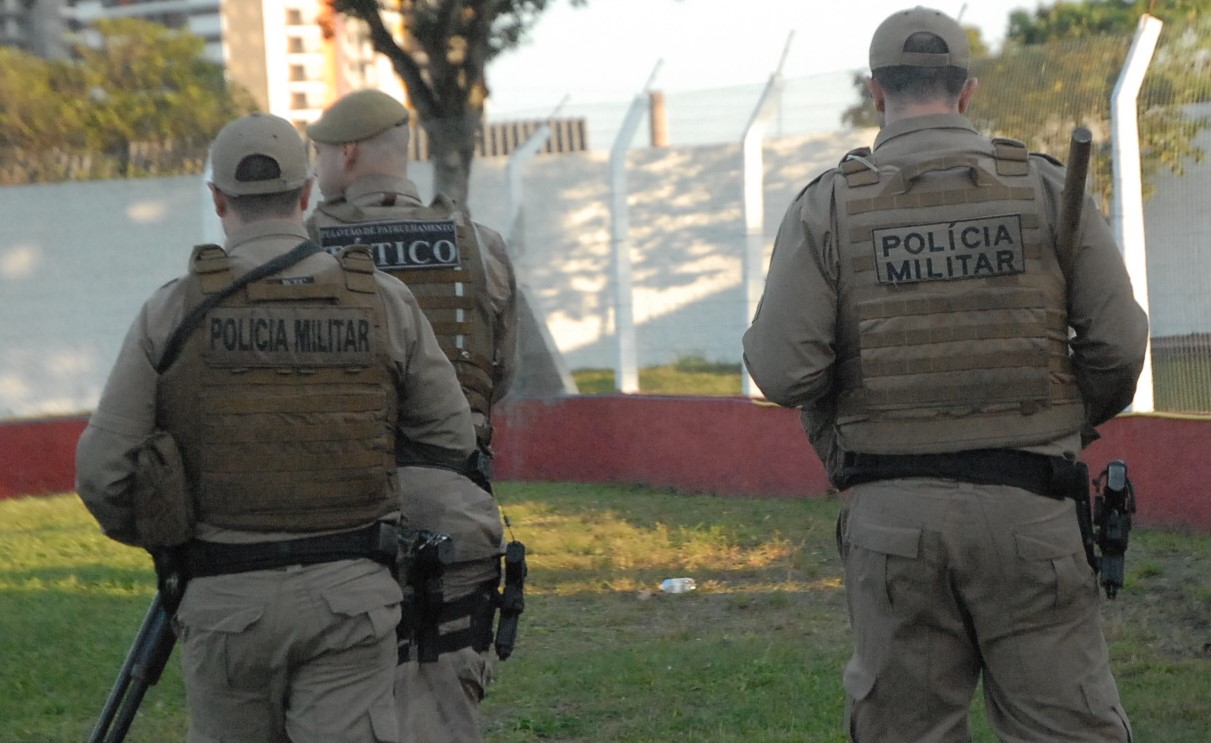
[185,522,399,578]
[838,449,1086,498]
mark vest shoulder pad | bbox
[428,192,472,228]
[990,137,1028,159]
[428,192,458,214]
[339,244,378,294]
[839,146,873,166]
[990,137,1031,176]
[318,199,366,223]
[839,147,879,187]
[189,244,228,274]
[1029,151,1064,168]
[189,244,231,293]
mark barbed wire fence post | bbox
[505,96,580,396]
[608,61,662,394]
[1112,13,1163,413]
[741,32,794,398]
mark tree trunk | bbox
[424,113,480,208]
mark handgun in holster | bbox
[494,540,527,661]
[397,529,454,663]
[1055,457,1136,600]
[1093,460,1135,599]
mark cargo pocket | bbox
[322,587,402,648]
[846,520,921,612]
[1014,519,1094,620]
[843,657,877,741]
[369,696,402,743]
[174,603,264,690]
[1081,674,1133,742]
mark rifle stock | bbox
[1056,126,1093,272]
[88,593,176,743]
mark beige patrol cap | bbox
[209,113,309,196]
[307,89,410,144]
[869,6,970,71]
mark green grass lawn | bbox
[571,354,1211,416]
[573,357,743,396]
[3,485,1210,742]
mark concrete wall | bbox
[3,124,1210,419]
[0,130,872,418]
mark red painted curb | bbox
[0,416,89,499]
[3,401,1208,534]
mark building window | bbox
[288,36,305,53]
[286,9,303,25]
[290,64,306,82]
[292,92,308,110]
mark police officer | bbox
[76,112,477,743]
[306,89,518,743]
[743,7,1147,742]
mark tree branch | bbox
[332,0,440,119]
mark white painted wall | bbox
[2,127,1205,419]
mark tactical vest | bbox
[313,195,498,449]
[831,138,1085,454]
[157,244,399,532]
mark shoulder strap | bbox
[156,240,324,374]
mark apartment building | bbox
[0,0,74,58]
[66,0,406,130]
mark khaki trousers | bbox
[174,558,402,743]
[396,647,493,743]
[838,478,1132,743]
[396,556,499,743]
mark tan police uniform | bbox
[305,90,518,743]
[76,113,477,743]
[743,8,1146,743]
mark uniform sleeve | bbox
[742,180,839,408]
[477,224,519,402]
[75,303,161,545]
[1062,192,1149,427]
[377,273,477,466]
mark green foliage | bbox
[0,18,256,183]
[573,356,742,396]
[3,488,1211,741]
[1006,0,1205,43]
[76,19,256,159]
[980,2,1210,211]
[841,1,1210,216]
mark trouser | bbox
[174,558,403,743]
[837,478,1132,743]
[396,647,493,743]
[396,556,500,743]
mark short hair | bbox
[223,154,305,219]
[872,32,968,103]
[356,123,410,167]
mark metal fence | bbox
[489,20,1211,414]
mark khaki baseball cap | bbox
[307,89,410,145]
[209,113,309,196]
[869,6,970,71]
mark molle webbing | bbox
[832,140,1084,453]
[157,247,398,533]
[315,198,499,447]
